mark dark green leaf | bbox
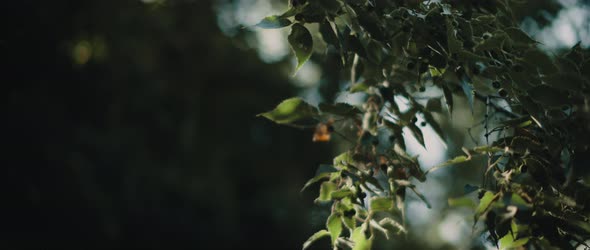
[426,98,442,113]
[523,48,558,73]
[302,230,330,250]
[542,73,586,91]
[528,85,569,107]
[474,31,507,51]
[442,83,454,114]
[407,124,425,149]
[422,112,445,145]
[505,27,537,45]
[319,20,340,49]
[289,23,313,74]
[445,17,463,53]
[301,172,332,193]
[319,103,362,116]
[256,15,292,29]
[365,40,385,64]
[258,97,319,124]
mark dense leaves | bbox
[259,0,590,249]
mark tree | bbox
[258,0,590,249]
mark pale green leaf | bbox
[351,226,373,250]
[302,230,330,250]
[424,155,470,176]
[327,213,343,246]
[475,191,498,217]
[499,231,530,250]
[369,197,394,212]
[331,188,354,199]
[448,196,476,208]
[316,181,338,202]
[258,97,319,124]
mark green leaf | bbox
[316,181,338,202]
[500,116,532,128]
[333,151,355,169]
[445,17,463,53]
[319,103,362,116]
[424,155,470,176]
[523,48,558,73]
[499,231,530,250]
[365,39,385,64]
[472,146,504,154]
[351,226,373,250]
[327,213,343,246]
[474,31,507,51]
[350,80,373,93]
[505,27,537,45]
[256,15,292,29]
[319,20,340,49]
[407,124,426,149]
[331,188,354,199]
[342,215,357,230]
[448,196,476,208]
[528,85,569,107]
[302,230,330,250]
[507,193,531,209]
[258,97,319,124]
[369,197,394,212]
[542,73,586,91]
[301,172,332,193]
[289,23,313,74]
[475,191,498,217]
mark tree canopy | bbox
[258,0,590,249]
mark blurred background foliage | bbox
[2,0,588,249]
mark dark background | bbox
[1,0,586,249]
[3,1,332,248]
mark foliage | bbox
[259,0,590,249]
